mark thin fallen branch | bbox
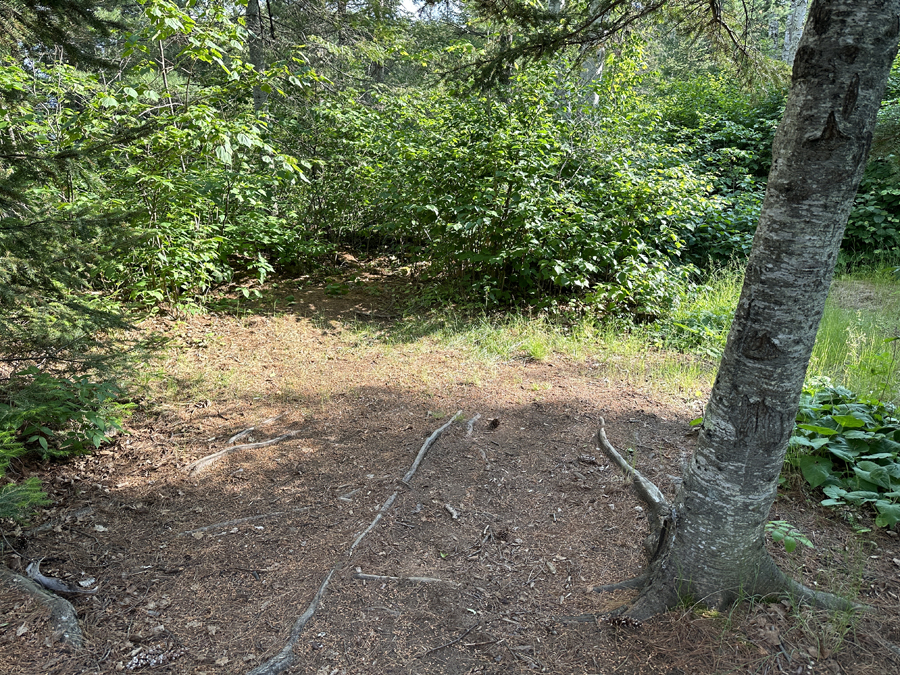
[186,431,301,477]
[246,568,336,675]
[420,621,481,658]
[401,411,462,485]
[0,564,84,647]
[227,414,285,445]
[349,492,397,554]
[353,572,459,586]
[246,415,460,675]
[178,507,309,536]
[465,413,481,437]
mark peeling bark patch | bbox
[739,330,780,360]
[842,73,860,119]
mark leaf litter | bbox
[1,281,899,674]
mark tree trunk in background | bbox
[782,0,809,63]
[246,0,267,111]
[621,0,900,619]
[580,46,605,106]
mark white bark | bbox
[247,0,268,111]
[782,0,809,63]
[623,0,900,619]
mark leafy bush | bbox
[1,368,132,458]
[844,171,900,255]
[649,75,784,266]
[0,368,132,521]
[302,64,711,312]
[788,386,900,528]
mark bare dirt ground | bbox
[2,279,900,675]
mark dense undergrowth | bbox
[2,1,900,525]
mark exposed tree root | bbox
[186,430,301,477]
[401,411,462,485]
[26,560,99,595]
[771,560,868,613]
[246,568,335,675]
[350,492,397,554]
[465,413,481,437]
[0,563,83,648]
[552,613,598,624]
[594,419,674,559]
[592,421,866,622]
[227,413,285,445]
[245,413,463,675]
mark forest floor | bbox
[2,273,900,675]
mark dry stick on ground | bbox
[227,413,285,445]
[245,413,466,675]
[353,573,460,586]
[0,564,84,647]
[401,411,463,485]
[419,621,481,658]
[186,431,301,477]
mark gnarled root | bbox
[0,564,83,648]
[591,421,867,622]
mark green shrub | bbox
[788,385,900,528]
[0,368,132,521]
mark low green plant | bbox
[2,367,132,457]
[0,368,132,521]
[788,385,900,528]
[765,520,814,553]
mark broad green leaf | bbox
[822,484,847,499]
[797,424,839,436]
[843,490,881,504]
[875,502,900,527]
[795,455,834,488]
[215,145,232,164]
[832,414,867,428]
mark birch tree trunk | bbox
[246,0,267,111]
[782,0,809,63]
[606,0,900,620]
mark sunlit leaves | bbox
[789,386,900,527]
